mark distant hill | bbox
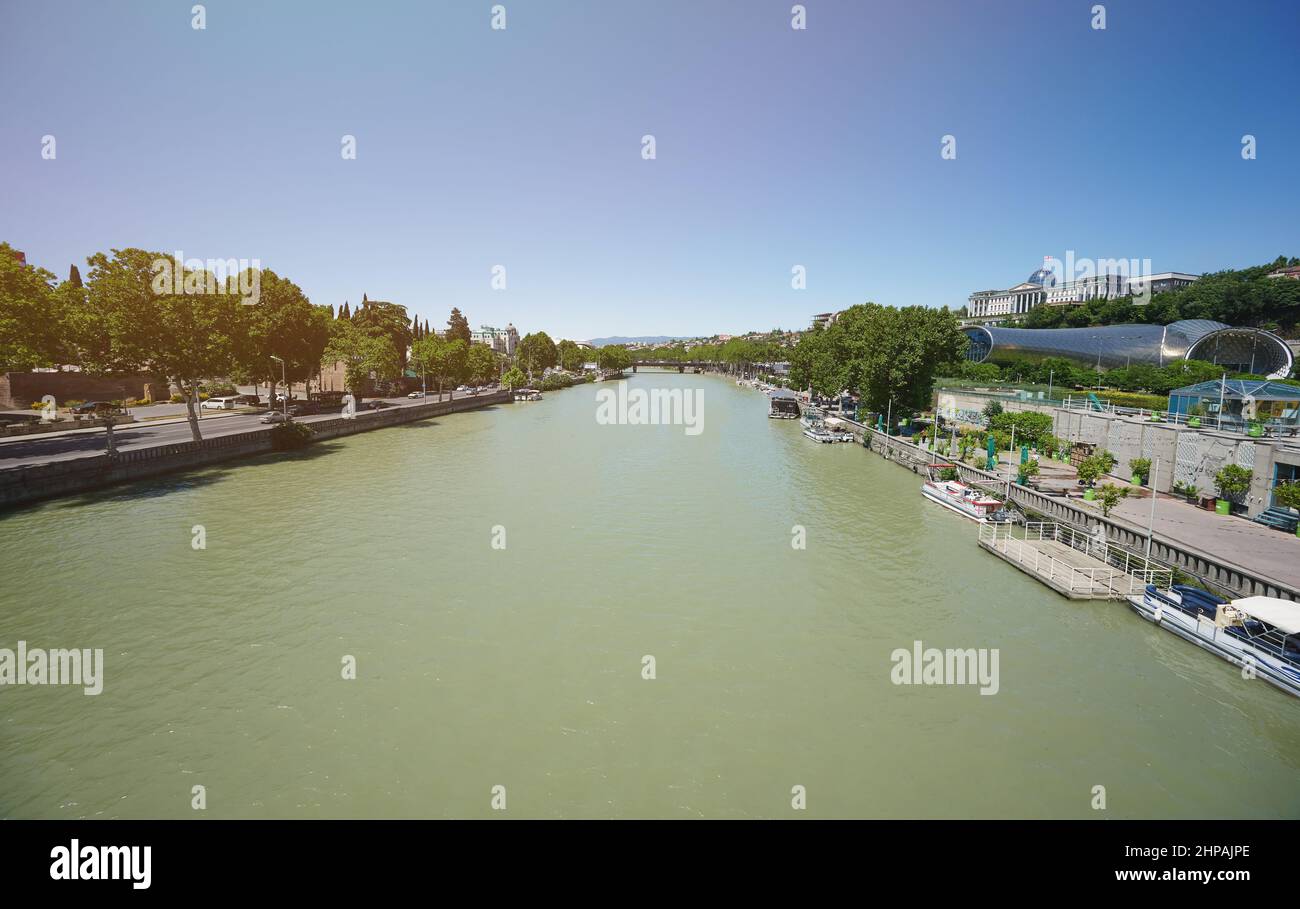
[586,336,684,347]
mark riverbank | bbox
[844,416,1299,600]
[0,390,510,510]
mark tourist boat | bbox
[513,388,542,402]
[920,477,1013,522]
[1127,585,1300,698]
[769,397,801,419]
[802,415,855,443]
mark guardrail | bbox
[979,521,1172,597]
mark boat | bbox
[802,415,855,443]
[513,388,542,401]
[920,477,1013,522]
[769,396,801,419]
[1127,585,1300,698]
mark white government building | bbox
[470,324,520,356]
[965,264,1198,323]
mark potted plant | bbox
[1077,455,1104,500]
[1017,459,1040,486]
[1099,483,1129,517]
[1271,481,1300,537]
[1187,404,1203,428]
[1183,484,1199,504]
[1129,457,1151,486]
[1213,464,1252,516]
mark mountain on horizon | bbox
[586,335,685,347]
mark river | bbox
[1,371,1297,818]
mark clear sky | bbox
[2,0,1297,341]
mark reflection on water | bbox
[0,373,1296,818]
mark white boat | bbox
[1127,586,1300,698]
[802,416,854,443]
[921,478,1012,522]
[513,388,542,401]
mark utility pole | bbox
[270,356,287,419]
[1145,458,1160,561]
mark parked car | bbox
[407,391,426,398]
[456,385,469,392]
[201,395,241,410]
[70,401,122,415]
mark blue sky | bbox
[2,0,1297,341]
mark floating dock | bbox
[978,521,1172,600]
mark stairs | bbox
[1253,506,1299,534]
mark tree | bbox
[0,241,65,371]
[352,296,413,373]
[557,339,586,372]
[410,335,468,399]
[501,366,526,390]
[325,319,402,404]
[446,308,472,346]
[517,331,558,377]
[466,343,499,386]
[81,248,240,444]
[596,344,631,372]
[236,269,331,401]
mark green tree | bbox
[236,269,331,401]
[596,344,631,372]
[557,339,587,372]
[466,343,499,386]
[80,248,241,443]
[501,366,526,390]
[517,331,558,377]
[0,242,66,371]
[446,307,472,346]
[325,319,402,404]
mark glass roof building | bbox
[1168,379,1300,432]
[962,320,1293,378]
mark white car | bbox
[455,385,469,392]
[260,411,290,424]
[407,391,426,398]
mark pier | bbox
[978,521,1172,600]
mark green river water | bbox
[1,372,1297,818]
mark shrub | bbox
[1017,459,1040,484]
[270,421,314,450]
[1129,457,1151,483]
[1099,484,1127,516]
[1273,481,1300,511]
[169,394,185,403]
[938,466,959,481]
[1076,455,1107,487]
[1214,464,1252,502]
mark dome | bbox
[1026,267,1057,287]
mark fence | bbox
[979,521,1173,598]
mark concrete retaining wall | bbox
[0,391,509,510]
[849,418,1298,601]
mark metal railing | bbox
[979,521,1172,597]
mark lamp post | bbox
[270,355,287,420]
[1145,457,1160,561]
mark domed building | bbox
[966,261,1058,321]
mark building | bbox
[965,265,1055,322]
[962,319,1293,378]
[967,263,1199,323]
[1267,265,1300,280]
[810,312,838,330]
[471,324,519,356]
[1168,379,1300,432]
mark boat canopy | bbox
[1230,596,1300,634]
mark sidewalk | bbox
[1108,493,1300,589]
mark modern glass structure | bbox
[1168,379,1300,432]
[962,320,1293,378]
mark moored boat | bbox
[1127,585,1300,698]
[802,415,854,443]
[921,478,1012,522]
[769,396,801,419]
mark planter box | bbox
[1215,499,1231,515]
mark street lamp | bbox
[270,355,287,419]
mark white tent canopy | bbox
[1230,596,1300,634]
